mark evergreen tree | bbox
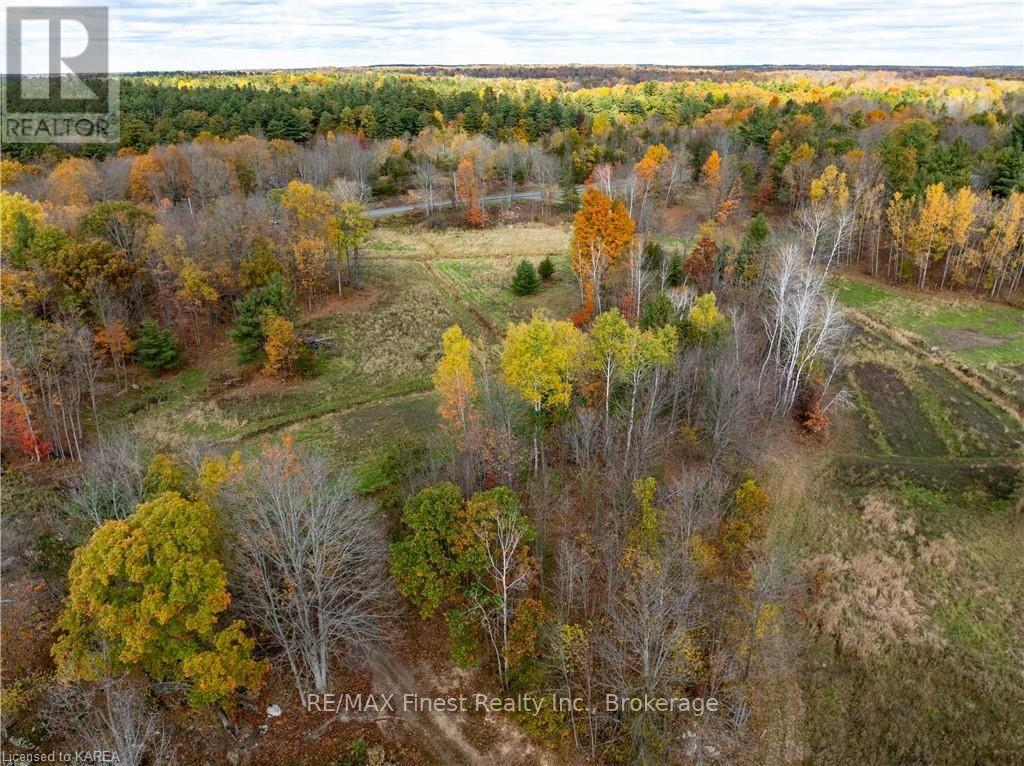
[538,256,555,281]
[639,292,676,330]
[992,147,1024,197]
[230,273,297,365]
[134,318,181,372]
[739,213,771,277]
[510,259,541,296]
[9,211,33,268]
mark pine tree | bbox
[230,273,297,365]
[510,259,541,296]
[134,319,181,372]
[538,256,555,281]
[639,292,675,330]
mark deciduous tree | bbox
[503,312,584,472]
[227,440,390,701]
[335,201,372,290]
[572,188,635,313]
[53,492,265,710]
[433,325,477,438]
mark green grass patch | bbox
[834,276,1024,373]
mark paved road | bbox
[365,184,619,218]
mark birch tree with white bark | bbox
[759,244,847,415]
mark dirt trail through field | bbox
[422,257,503,341]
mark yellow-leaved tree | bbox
[688,292,723,336]
[908,182,953,288]
[699,149,723,215]
[261,311,299,378]
[433,325,476,439]
[502,311,584,472]
[173,257,219,347]
[0,191,46,259]
[291,235,330,309]
[52,491,266,711]
[279,180,336,239]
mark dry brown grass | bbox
[803,495,944,660]
[368,222,570,262]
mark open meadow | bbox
[778,279,1024,765]
[95,223,576,481]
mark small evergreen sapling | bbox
[511,259,541,296]
[134,318,181,372]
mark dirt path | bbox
[366,648,487,765]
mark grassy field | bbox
[835,277,1024,407]
[367,222,570,263]
[432,255,579,329]
[96,223,575,479]
[840,326,1020,468]
[783,285,1024,765]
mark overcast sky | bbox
[5,0,1023,73]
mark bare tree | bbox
[414,153,438,216]
[336,136,380,203]
[625,239,653,322]
[696,328,766,465]
[468,494,534,689]
[759,244,847,414]
[227,445,393,703]
[596,532,702,764]
[65,429,148,526]
[45,676,175,766]
[528,148,560,218]
[494,143,522,209]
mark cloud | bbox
[5,0,1022,72]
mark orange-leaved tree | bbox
[456,157,488,227]
[572,188,635,316]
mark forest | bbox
[1,65,1023,766]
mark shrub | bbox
[293,346,323,378]
[796,385,830,433]
[510,259,541,296]
[538,256,555,281]
[133,318,181,372]
[666,252,684,287]
[445,607,480,668]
